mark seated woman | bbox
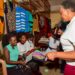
[17,33,42,75]
[3,34,32,75]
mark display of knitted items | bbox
[16,6,33,33]
[0,20,4,35]
[6,0,16,32]
[0,0,4,35]
[32,15,39,33]
[39,16,51,36]
[28,11,33,32]
[30,0,50,13]
[0,0,4,16]
[15,0,23,3]
[32,50,45,61]
[8,0,13,11]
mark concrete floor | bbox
[40,66,63,75]
[0,66,63,75]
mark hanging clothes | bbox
[28,11,33,32]
[39,16,51,36]
[26,10,33,32]
[32,15,39,33]
[8,0,13,11]
[6,0,16,32]
[16,6,33,33]
[4,2,9,33]
[0,0,4,16]
[16,6,29,32]
[0,0,4,34]
[30,0,50,13]
[0,19,4,34]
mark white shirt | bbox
[49,36,60,49]
[17,40,34,55]
[60,16,75,66]
[44,36,60,54]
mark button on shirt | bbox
[60,16,75,66]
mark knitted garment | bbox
[0,0,4,34]
[16,6,33,33]
[7,0,16,32]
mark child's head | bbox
[9,34,17,46]
[54,21,69,36]
[28,34,34,41]
[57,28,64,35]
[19,33,27,44]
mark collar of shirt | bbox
[67,16,75,28]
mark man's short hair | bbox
[61,0,75,12]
